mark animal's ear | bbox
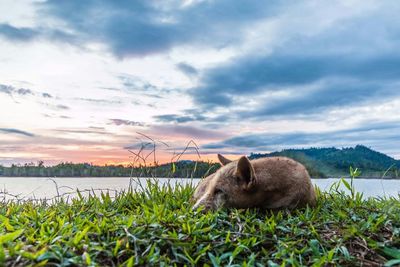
[236,156,255,189]
[218,154,232,166]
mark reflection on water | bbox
[0,177,399,201]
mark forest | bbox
[250,145,400,178]
[0,160,220,178]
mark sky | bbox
[1,0,400,166]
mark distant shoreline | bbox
[0,176,399,180]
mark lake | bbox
[0,177,399,201]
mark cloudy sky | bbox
[1,0,400,166]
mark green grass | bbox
[0,178,399,267]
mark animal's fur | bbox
[192,154,316,210]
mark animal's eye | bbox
[214,188,223,195]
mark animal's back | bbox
[251,157,316,209]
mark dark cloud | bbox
[194,55,322,102]
[187,4,400,119]
[0,23,39,41]
[0,84,33,96]
[16,88,33,95]
[245,79,399,118]
[203,121,400,155]
[109,119,145,127]
[0,23,75,44]
[191,53,400,111]
[176,62,198,77]
[0,84,52,99]
[0,84,13,95]
[38,0,281,57]
[154,111,206,123]
[154,114,196,123]
[0,128,35,137]
[42,93,52,98]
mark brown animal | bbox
[192,154,316,210]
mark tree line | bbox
[0,160,220,178]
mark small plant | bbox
[340,166,362,200]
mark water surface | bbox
[0,177,399,201]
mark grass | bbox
[0,177,399,267]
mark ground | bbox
[0,179,399,266]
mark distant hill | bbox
[249,145,400,178]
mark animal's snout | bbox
[192,194,212,211]
[192,203,211,212]
[192,200,207,211]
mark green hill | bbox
[249,145,400,178]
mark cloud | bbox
[202,121,400,155]
[176,62,198,77]
[0,84,33,96]
[53,129,110,135]
[76,98,122,105]
[0,23,75,44]
[41,103,71,111]
[245,79,400,118]
[0,23,39,41]
[0,84,51,99]
[150,124,228,140]
[143,94,164,99]
[89,126,105,130]
[154,111,206,123]
[0,84,13,95]
[43,114,70,119]
[38,0,282,57]
[186,3,400,120]
[55,104,69,110]
[109,119,145,127]
[42,93,52,98]
[191,53,400,110]
[0,128,35,137]
[15,88,33,95]
[118,74,175,96]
